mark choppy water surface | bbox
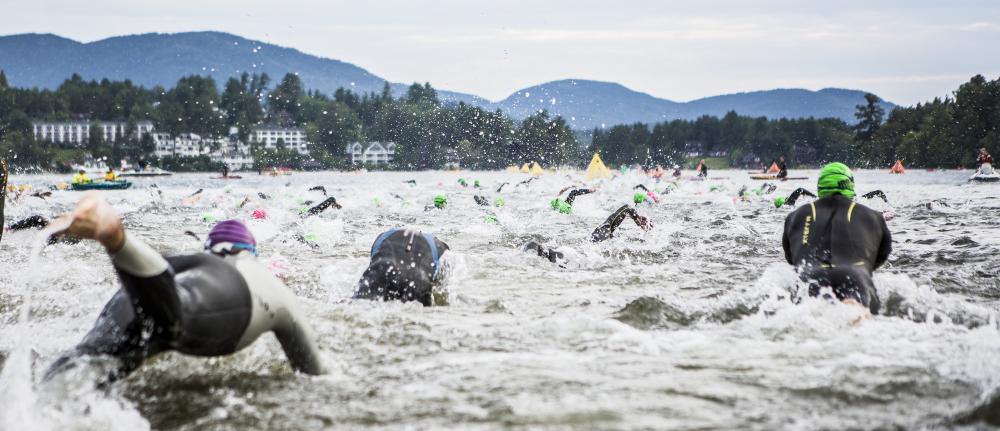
[1,169,999,430]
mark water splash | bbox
[0,218,70,429]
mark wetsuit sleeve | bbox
[592,205,637,242]
[782,213,793,265]
[565,189,594,206]
[307,197,341,215]
[874,216,892,269]
[111,234,182,337]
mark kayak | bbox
[212,176,243,180]
[969,174,1000,183]
[68,181,132,191]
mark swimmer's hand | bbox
[56,192,125,253]
[636,216,652,231]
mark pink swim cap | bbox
[251,208,268,219]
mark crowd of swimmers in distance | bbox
[0,160,895,384]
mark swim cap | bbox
[633,192,646,204]
[484,214,498,224]
[550,199,571,214]
[817,162,855,198]
[434,195,447,209]
[201,213,217,223]
[251,208,267,219]
[458,178,467,187]
[474,180,481,188]
[304,232,318,242]
[773,197,786,208]
[206,220,257,255]
[494,197,505,207]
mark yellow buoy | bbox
[530,161,544,176]
[585,153,612,180]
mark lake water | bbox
[1,169,999,430]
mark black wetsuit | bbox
[0,159,6,243]
[862,190,888,203]
[591,205,646,243]
[474,195,490,206]
[783,188,817,207]
[523,241,564,263]
[47,253,251,381]
[307,197,341,215]
[782,195,892,314]
[354,229,450,306]
[46,236,323,382]
[565,188,595,206]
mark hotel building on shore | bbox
[32,121,154,145]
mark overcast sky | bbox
[3,0,998,105]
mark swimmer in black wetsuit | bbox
[777,156,788,179]
[44,194,325,383]
[523,205,652,265]
[773,188,817,208]
[305,196,342,215]
[354,228,450,306]
[592,205,651,242]
[781,163,892,315]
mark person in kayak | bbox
[104,168,118,181]
[44,195,325,384]
[978,148,994,167]
[777,156,788,179]
[353,228,451,306]
[72,169,91,185]
[781,163,892,315]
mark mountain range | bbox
[0,31,895,129]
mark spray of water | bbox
[0,218,71,428]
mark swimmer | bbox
[773,188,817,208]
[353,228,451,306]
[523,205,652,265]
[425,195,447,211]
[496,182,509,192]
[782,163,892,315]
[474,195,490,206]
[550,188,596,214]
[861,190,889,203]
[305,196,342,216]
[44,194,325,383]
[592,205,652,243]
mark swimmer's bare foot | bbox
[843,298,873,325]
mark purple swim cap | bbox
[206,220,256,251]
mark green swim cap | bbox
[434,195,447,209]
[202,213,217,223]
[633,192,646,204]
[373,197,382,206]
[494,197,505,207]
[298,206,308,214]
[474,180,481,187]
[550,198,571,214]
[773,197,786,208]
[458,178,467,186]
[483,214,498,224]
[304,232,318,242]
[817,162,855,199]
